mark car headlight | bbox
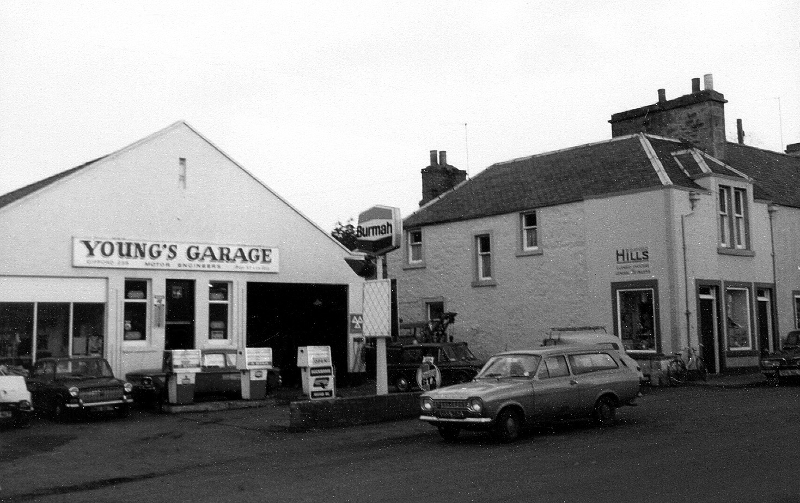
[124,382,133,393]
[420,397,434,412]
[467,397,483,414]
[68,386,79,397]
[18,400,32,410]
[141,376,153,386]
[761,360,779,368]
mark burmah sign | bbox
[355,205,401,255]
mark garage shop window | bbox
[407,229,424,266]
[209,281,230,340]
[718,185,750,252]
[726,286,752,351]
[614,283,657,353]
[124,279,149,341]
[473,233,495,286]
[519,211,540,253]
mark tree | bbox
[332,218,376,278]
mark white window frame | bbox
[123,279,150,343]
[408,229,423,265]
[521,211,539,252]
[733,188,747,249]
[208,281,231,342]
[718,185,750,251]
[718,187,729,247]
[476,234,493,281]
[725,286,752,351]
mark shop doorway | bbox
[756,288,774,355]
[165,280,195,350]
[698,286,720,374]
[246,283,348,386]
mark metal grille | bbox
[434,400,468,410]
[80,387,122,403]
[362,280,391,338]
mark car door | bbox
[533,355,574,420]
[564,352,603,416]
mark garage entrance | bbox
[246,283,348,387]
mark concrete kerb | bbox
[288,392,423,431]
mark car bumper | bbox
[67,397,134,409]
[419,415,492,425]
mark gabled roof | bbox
[404,133,800,228]
[0,156,106,210]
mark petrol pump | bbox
[237,347,273,400]
[297,346,335,400]
[163,349,201,405]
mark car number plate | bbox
[0,411,12,419]
[437,410,465,419]
[94,406,114,412]
[778,369,800,376]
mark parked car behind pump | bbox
[0,368,33,428]
[419,345,641,442]
[26,357,133,420]
[760,330,800,384]
[387,341,484,392]
[126,348,282,404]
[542,326,645,383]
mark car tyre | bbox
[437,425,461,441]
[493,408,523,443]
[52,399,70,422]
[395,376,411,393]
[14,413,31,429]
[117,404,131,419]
[593,396,617,427]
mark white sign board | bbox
[297,346,332,368]
[362,280,392,338]
[73,237,279,273]
[237,347,273,370]
[355,206,402,255]
[163,349,202,373]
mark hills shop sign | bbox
[72,237,279,273]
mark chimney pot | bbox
[429,150,438,166]
[692,78,701,93]
[658,89,666,103]
[439,151,447,166]
[704,74,714,91]
[737,119,745,144]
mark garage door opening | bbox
[246,283,348,387]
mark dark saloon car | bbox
[760,330,800,384]
[388,341,484,392]
[26,357,133,420]
[126,348,282,404]
[419,345,641,442]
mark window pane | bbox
[124,303,147,341]
[37,303,70,358]
[478,235,491,253]
[480,254,492,279]
[0,302,34,368]
[125,280,148,300]
[209,303,228,339]
[209,282,228,301]
[524,213,536,227]
[525,228,538,248]
[726,288,751,350]
[618,289,655,351]
[72,303,105,356]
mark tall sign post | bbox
[356,205,401,396]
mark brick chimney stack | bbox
[609,74,728,160]
[420,150,467,206]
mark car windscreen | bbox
[476,354,541,378]
[443,344,478,361]
[56,359,114,378]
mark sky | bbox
[1,1,799,233]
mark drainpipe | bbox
[682,191,701,352]
[768,203,778,351]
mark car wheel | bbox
[493,408,523,443]
[437,425,461,441]
[593,396,617,427]
[14,413,31,429]
[117,404,131,419]
[395,376,411,393]
[52,400,70,422]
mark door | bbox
[165,280,195,350]
[756,288,774,355]
[534,355,574,420]
[698,287,719,374]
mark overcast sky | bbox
[2,1,798,233]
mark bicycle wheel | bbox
[667,359,688,385]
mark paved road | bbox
[2,384,800,503]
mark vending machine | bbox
[236,347,273,400]
[297,346,335,400]
[162,349,202,405]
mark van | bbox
[542,326,644,383]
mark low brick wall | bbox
[288,392,422,431]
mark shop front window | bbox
[209,281,230,340]
[617,288,656,352]
[0,303,34,368]
[726,287,752,350]
[37,303,70,359]
[124,279,149,341]
[72,303,105,356]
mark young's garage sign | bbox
[355,205,401,255]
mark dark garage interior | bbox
[246,282,349,387]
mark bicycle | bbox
[666,346,708,385]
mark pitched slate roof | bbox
[0,157,106,211]
[404,134,800,228]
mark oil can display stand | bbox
[163,349,202,405]
[237,347,273,400]
[297,345,335,400]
